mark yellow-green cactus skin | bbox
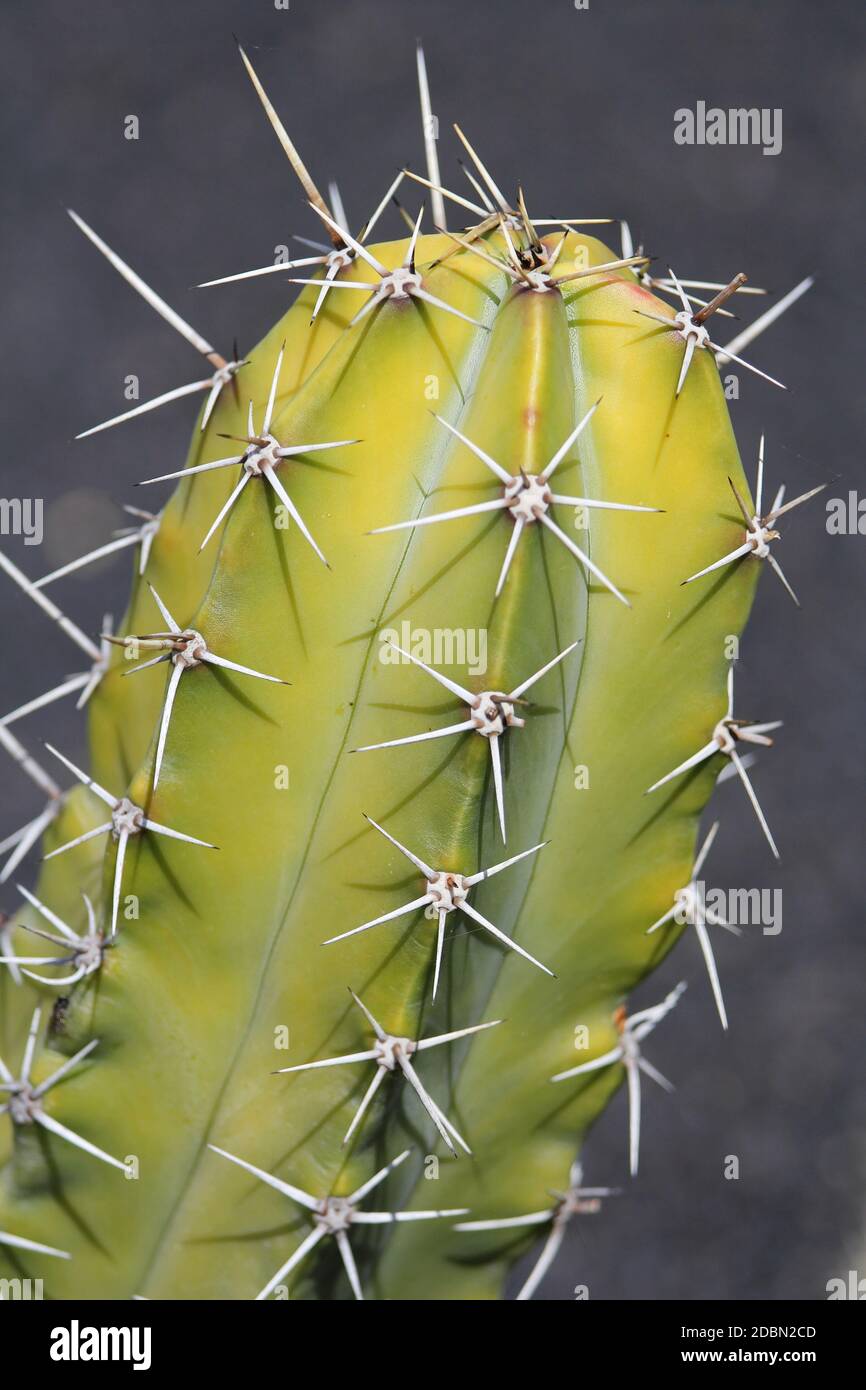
[1,47,786,1303]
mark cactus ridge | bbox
[0,41,817,1301]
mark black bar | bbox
[4,1296,862,1375]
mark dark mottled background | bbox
[1,0,863,1301]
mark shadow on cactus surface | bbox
[0,41,820,1301]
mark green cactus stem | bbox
[0,42,813,1302]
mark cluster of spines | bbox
[0,40,821,1300]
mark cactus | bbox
[0,43,817,1302]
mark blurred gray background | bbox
[1,0,863,1300]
